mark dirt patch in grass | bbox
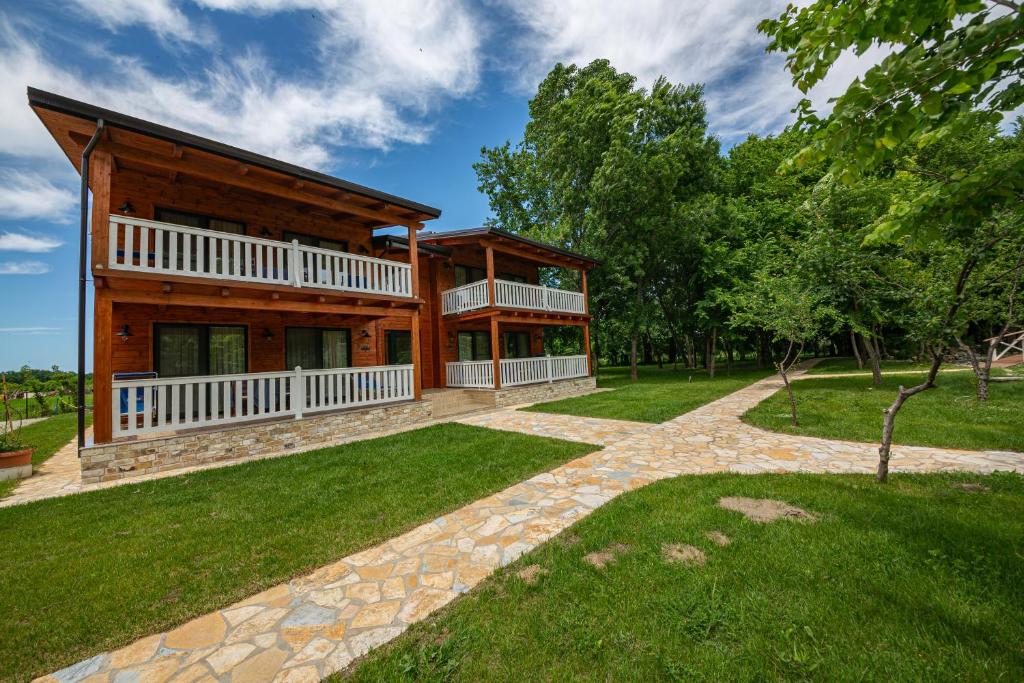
[517,565,548,585]
[954,483,991,493]
[704,530,731,546]
[583,543,630,569]
[662,543,706,566]
[718,497,817,523]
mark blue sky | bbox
[0,0,875,371]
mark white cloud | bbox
[1,2,483,169]
[0,170,76,221]
[67,0,206,44]
[0,260,50,275]
[0,231,63,252]
[0,326,62,334]
[492,0,887,142]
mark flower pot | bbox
[0,448,32,481]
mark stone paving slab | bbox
[32,362,1024,683]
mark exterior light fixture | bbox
[360,329,371,339]
[118,201,135,215]
[262,328,274,340]
[115,324,132,342]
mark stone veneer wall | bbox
[494,376,597,408]
[80,400,433,484]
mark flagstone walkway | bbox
[36,363,1024,683]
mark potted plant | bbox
[0,372,32,480]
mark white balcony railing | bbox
[107,216,413,297]
[445,360,495,389]
[112,364,414,438]
[495,280,586,315]
[442,280,490,315]
[441,278,586,316]
[446,355,588,389]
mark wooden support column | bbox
[583,322,592,376]
[93,289,113,444]
[485,246,496,308]
[407,224,420,298]
[90,150,113,271]
[581,269,589,315]
[411,310,422,400]
[490,316,501,389]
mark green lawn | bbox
[522,364,774,423]
[345,471,1024,681]
[0,423,595,681]
[743,372,1023,452]
[807,357,937,374]
[0,393,92,421]
[0,413,87,499]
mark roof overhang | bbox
[420,227,599,269]
[27,87,441,230]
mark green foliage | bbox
[759,0,1024,242]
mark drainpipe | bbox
[78,119,105,449]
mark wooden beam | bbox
[408,224,420,299]
[490,316,501,390]
[412,310,422,400]
[581,269,589,315]
[93,289,113,444]
[106,289,413,317]
[486,246,496,309]
[583,322,592,376]
[98,140,425,228]
[89,150,112,271]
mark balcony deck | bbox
[106,215,414,299]
[445,355,589,389]
[441,279,586,317]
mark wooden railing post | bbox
[293,366,304,419]
[290,239,302,288]
[546,355,553,383]
[490,316,501,389]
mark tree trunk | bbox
[877,353,943,482]
[706,328,718,379]
[629,332,639,381]
[860,333,883,387]
[776,341,802,427]
[850,329,864,369]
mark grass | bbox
[0,413,88,499]
[0,393,92,421]
[0,423,595,681]
[522,364,774,423]
[344,471,1024,681]
[807,357,937,374]
[743,371,1023,452]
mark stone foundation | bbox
[493,376,598,407]
[80,400,433,484]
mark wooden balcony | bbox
[441,279,586,317]
[112,364,414,439]
[445,355,589,389]
[106,215,413,298]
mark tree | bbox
[475,60,719,380]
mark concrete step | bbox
[423,389,496,418]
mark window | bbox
[457,331,492,361]
[386,330,413,365]
[504,332,531,359]
[498,272,527,284]
[155,208,245,235]
[454,265,486,287]
[154,324,247,377]
[284,231,348,253]
[285,328,351,370]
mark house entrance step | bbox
[423,388,496,418]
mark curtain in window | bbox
[157,326,201,377]
[505,332,531,359]
[387,331,412,365]
[322,330,350,368]
[286,328,319,370]
[209,327,246,375]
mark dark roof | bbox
[27,87,441,218]
[371,234,451,257]
[420,227,600,265]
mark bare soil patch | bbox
[718,497,817,523]
[662,543,706,566]
[704,530,731,546]
[516,564,548,585]
[955,483,991,493]
[583,543,630,569]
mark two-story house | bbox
[28,88,597,483]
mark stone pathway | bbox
[1,428,88,507]
[37,362,1024,683]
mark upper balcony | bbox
[442,278,586,316]
[106,215,413,298]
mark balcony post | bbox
[93,288,113,444]
[581,269,589,315]
[290,239,302,288]
[583,322,592,376]
[485,246,496,308]
[411,310,422,400]
[293,366,304,419]
[546,354,553,383]
[490,316,501,389]
[407,224,419,298]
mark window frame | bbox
[454,264,487,287]
[457,331,492,361]
[385,330,413,365]
[503,331,532,359]
[284,326,353,371]
[153,323,248,378]
[283,230,349,253]
[154,207,246,235]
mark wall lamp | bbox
[118,201,135,215]
[360,329,372,339]
[262,328,274,340]
[115,324,132,343]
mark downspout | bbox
[78,119,105,449]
